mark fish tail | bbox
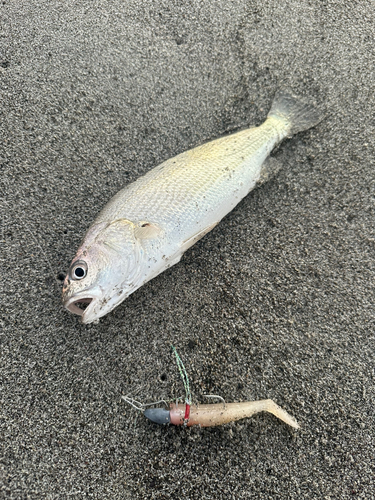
[267,90,323,137]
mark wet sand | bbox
[1,1,374,498]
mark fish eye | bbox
[70,261,88,280]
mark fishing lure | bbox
[123,347,300,430]
[143,399,300,429]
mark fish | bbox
[62,90,322,323]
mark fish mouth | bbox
[65,297,93,316]
[64,295,100,322]
[63,281,136,324]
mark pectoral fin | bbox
[181,221,219,252]
[134,221,163,240]
[163,221,219,271]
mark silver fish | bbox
[62,90,321,323]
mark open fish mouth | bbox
[64,296,95,317]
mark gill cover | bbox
[96,218,163,287]
[62,218,163,323]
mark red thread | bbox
[184,403,190,421]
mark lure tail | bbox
[258,399,300,429]
[268,90,323,136]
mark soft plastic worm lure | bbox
[124,347,300,430]
[143,399,299,429]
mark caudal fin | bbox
[268,90,323,137]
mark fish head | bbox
[62,218,164,323]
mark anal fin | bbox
[257,156,283,187]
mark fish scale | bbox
[94,121,282,234]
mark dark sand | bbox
[1,1,374,498]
